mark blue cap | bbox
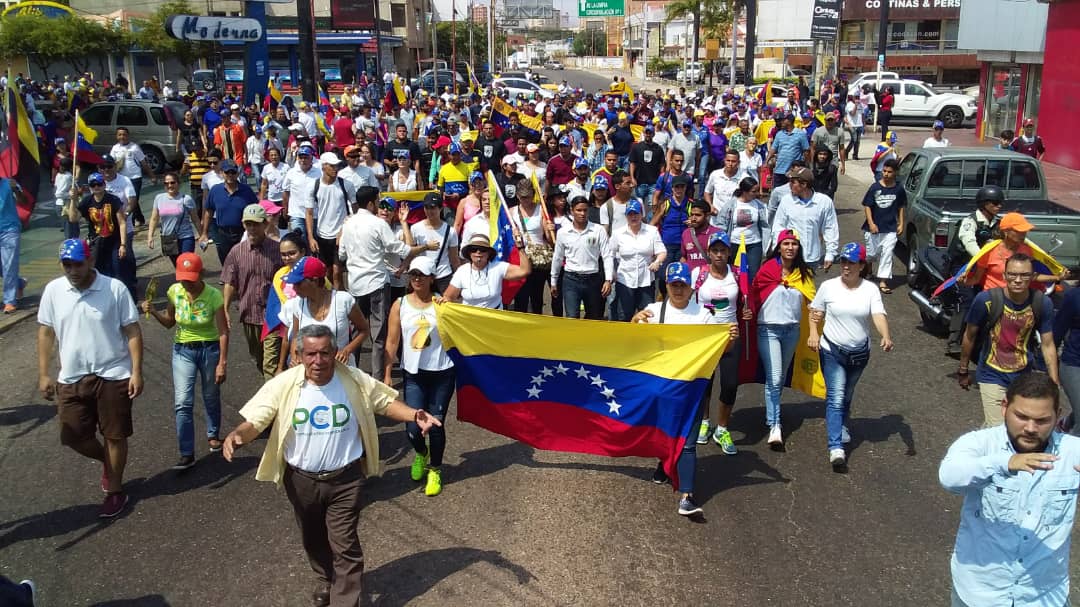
[394,149,411,159]
[682,119,693,127]
[254,125,263,134]
[282,256,328,284]
[59,238,90,262]
[665,262,691,284]
[590,176,609,191]
[469,170,484,182]
[839,242,867,263]
[220,159,239,173]
[448,142,462,154]
[644,124,655,132]
[574,157,590,169]
[933,120,945,130]
[625,199,644,215]
[708,231,731,249]
[87,172,105,185]
[559,135,572,146]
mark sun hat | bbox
[461,233,496,257]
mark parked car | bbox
[903,148,1080,332]
[414,72,469,95]
[544,60,564,70]
[676,61,705,84]
[849,71,901,92]
[860,78,976,128]
[189,69,223,97]
[746,84,790,108]
[491,77,555,99]
[78,100,185,173]
[657,66,679,80]
[714,66,746,85]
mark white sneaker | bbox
[841,425,851,444]
[767,424,783,446]
[829,448,846,466]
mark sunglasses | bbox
[89,182,105,187]
[408,272,429,280]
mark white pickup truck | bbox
[861,78,976,128]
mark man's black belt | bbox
[288,459,361,482]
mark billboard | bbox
[332,0,376,29]
[810,0,840,40]
[757,0,813,41]
[841,0,962,21]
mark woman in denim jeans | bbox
[141,252,229,470]
[385,257,455,496]
[807,242,893,469]
[749,229,815,448]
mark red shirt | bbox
[880,93,895,112]
[333,116,355,149]
[545,153,576,187]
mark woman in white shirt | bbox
[360,142,387,190]
[378,198,413,302]
[611,199,665,321]
[385,256,455,496]
[509,178,555,314]
[278,256,370,369]
[259,147,287,203]
[389,149,417,192]
[519,143,547,198]
[442,233,531,309]
[749,229,816,448]
[632,262,736,517]
[807,242,893,468]
[147,172,200,265]
[713,177,770,283]
[691,231,753,454]
[738,137,763,182]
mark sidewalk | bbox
[0,181,166,335]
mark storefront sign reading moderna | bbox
[165,15,264,41]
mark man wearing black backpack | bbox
[306,151,357,288]
[958,253,1057,427]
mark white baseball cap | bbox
[319,152,342,165]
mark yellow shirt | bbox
[238,363,397,486]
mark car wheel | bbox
[906,234,921,288]
[144,147,166,175]
[939,107,964,129]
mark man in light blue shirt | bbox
[766,114,809,189]
[769,167,838,269]
[939,371,1080,607]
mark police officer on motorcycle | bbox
[945,185,1004,354]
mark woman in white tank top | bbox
[278,256,370,370]
[385,256,455,496]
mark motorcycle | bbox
[907,245,957,336]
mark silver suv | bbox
[78,100,186,173]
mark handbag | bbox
[514,206,553,270]
[825,336,870,369]
[159,233,180,256]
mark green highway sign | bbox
[578,0,623,17]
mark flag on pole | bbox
[264,77,284,112]
[435,303,731,488]
[318,85,332,112]
[0,77,41,226]
[73,112,104,165]
[486,170,525,304]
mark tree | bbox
[572,30,606,57]
[54,17,133,76]
[0,14,62,76]
[664,0,737,71]
[132,1,213,75]
[0,14,132,78]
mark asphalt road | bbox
[1,135,1075,606]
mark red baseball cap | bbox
[283,256,327,284]
[175,253,203,281]
[434,135,452,149]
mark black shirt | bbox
[629,141,665,185]
[78,193,124,244]
[384,138,420,166]
[494,171,526,208]
[475,136,507,173]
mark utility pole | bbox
[729,2,739,87]
[296,0,317,102]
[469,0,475,71]
[743,0,756,81]
[488,0,495,71]
[452,0,458,87]
[374,0,384,79]
[874,0,889,133]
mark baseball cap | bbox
[319,151,342,166]
[296,145,315,157]
[469,170,485,183]
[230,103,240,110]
[87,172,105,186]
[590,176,609,191]
[221,159,240,173]
[708,231,731,249]
[99,154,116,166]
[682,119,693,127]
[448,142,462,154]
[825,112,838,121]
[259,199,283,215]
[625,199,644,215]
[59,238,90,262]
[254,125,263,134]
[787,166,814,182]
[644,124,655,132]
[433,136,452,150]
[526,143,540,153]
[423,192,444,208]
[297,101,309,109]
[672,174,691,187]
[558,136,572,147]
[1023,118,1036,127]
[242,204,268,223]
[933,120,944,130]
[776,228,800,245]
[343,144,361,157]
[665,262,691,285]
[175,252,203,281]
[408,256,436,276]
[838,242,866,263]
[282,256,327,284]
[574,158,590,169]
[999,212,1034,232]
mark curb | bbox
[0,249,165,337]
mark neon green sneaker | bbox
[712,426,737,455]
[425,467,443,496]
[410,452,429,482]
[696,420,710,444]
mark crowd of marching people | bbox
[20,67,1072,606]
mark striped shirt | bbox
[221,236,282,325]
[187,153,211,191]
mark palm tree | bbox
[664,0,738,80]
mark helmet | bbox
[976,185,1006,205]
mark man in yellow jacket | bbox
[222,324,441,607]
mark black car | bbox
[418,74,468,95]
[657,67,679,80]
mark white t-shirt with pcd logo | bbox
[284,375,365,473]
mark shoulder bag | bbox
[514,205,553,270]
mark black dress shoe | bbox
[313,583,331,607]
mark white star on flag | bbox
[590,374,606,387]
[601,386,615,398]
[541,366,554,377]
[527,386,543,398]
[555,364,569,375]
[608,400,621,415]
[575,366,590,378]
[531,374,546,385]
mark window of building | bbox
[391,4,406,28]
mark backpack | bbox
[975,287,1048,369]
[312,177,351,210]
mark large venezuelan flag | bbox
[0,79,41,226]
[931,238,1065,297]
[384,189,437,225]
[437,303,731,487]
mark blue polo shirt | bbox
[772,128,810,174]
[202,108,223,133]
[206,182,258,229]
[0,179,20,232]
